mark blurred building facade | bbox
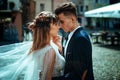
[1,0,119,43]
[0,0,69,43]
[0,0,37,42]
[21,0,35,25]
[84,0,120,30]
[34,0,68,16]
[0,0,22,42]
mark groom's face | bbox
[58,13,74,32]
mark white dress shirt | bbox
[64,26,81,57]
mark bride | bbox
[0,11,65,80]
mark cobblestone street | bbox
[0,42,120,80]
[92,44,120,80]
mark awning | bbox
[84,3,120,18]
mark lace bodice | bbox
[28,41,65,80]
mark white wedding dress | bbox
[0,41,65,80]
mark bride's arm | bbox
[41,48,56,80]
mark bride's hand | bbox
[52,35,63,55]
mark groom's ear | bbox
[68,14,76,22]
[70,15,76,22]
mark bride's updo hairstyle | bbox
[29,11,58,53]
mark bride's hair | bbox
[28,11,58,54]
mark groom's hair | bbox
[54,2,77,17]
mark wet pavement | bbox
[0,42,120,80]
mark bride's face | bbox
[50,23,60,37]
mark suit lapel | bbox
[65,27,83,58]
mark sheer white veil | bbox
[0,41,53,80]
[0,41,32,80]
[0,41,32,56]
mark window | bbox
[86,5,88,11]
[40,3,45,11]
[80,6,83,12]
[95,0,98,3]
[0,0,7,10]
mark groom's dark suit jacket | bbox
[52,27,94,80]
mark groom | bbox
[52,2,94,80]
